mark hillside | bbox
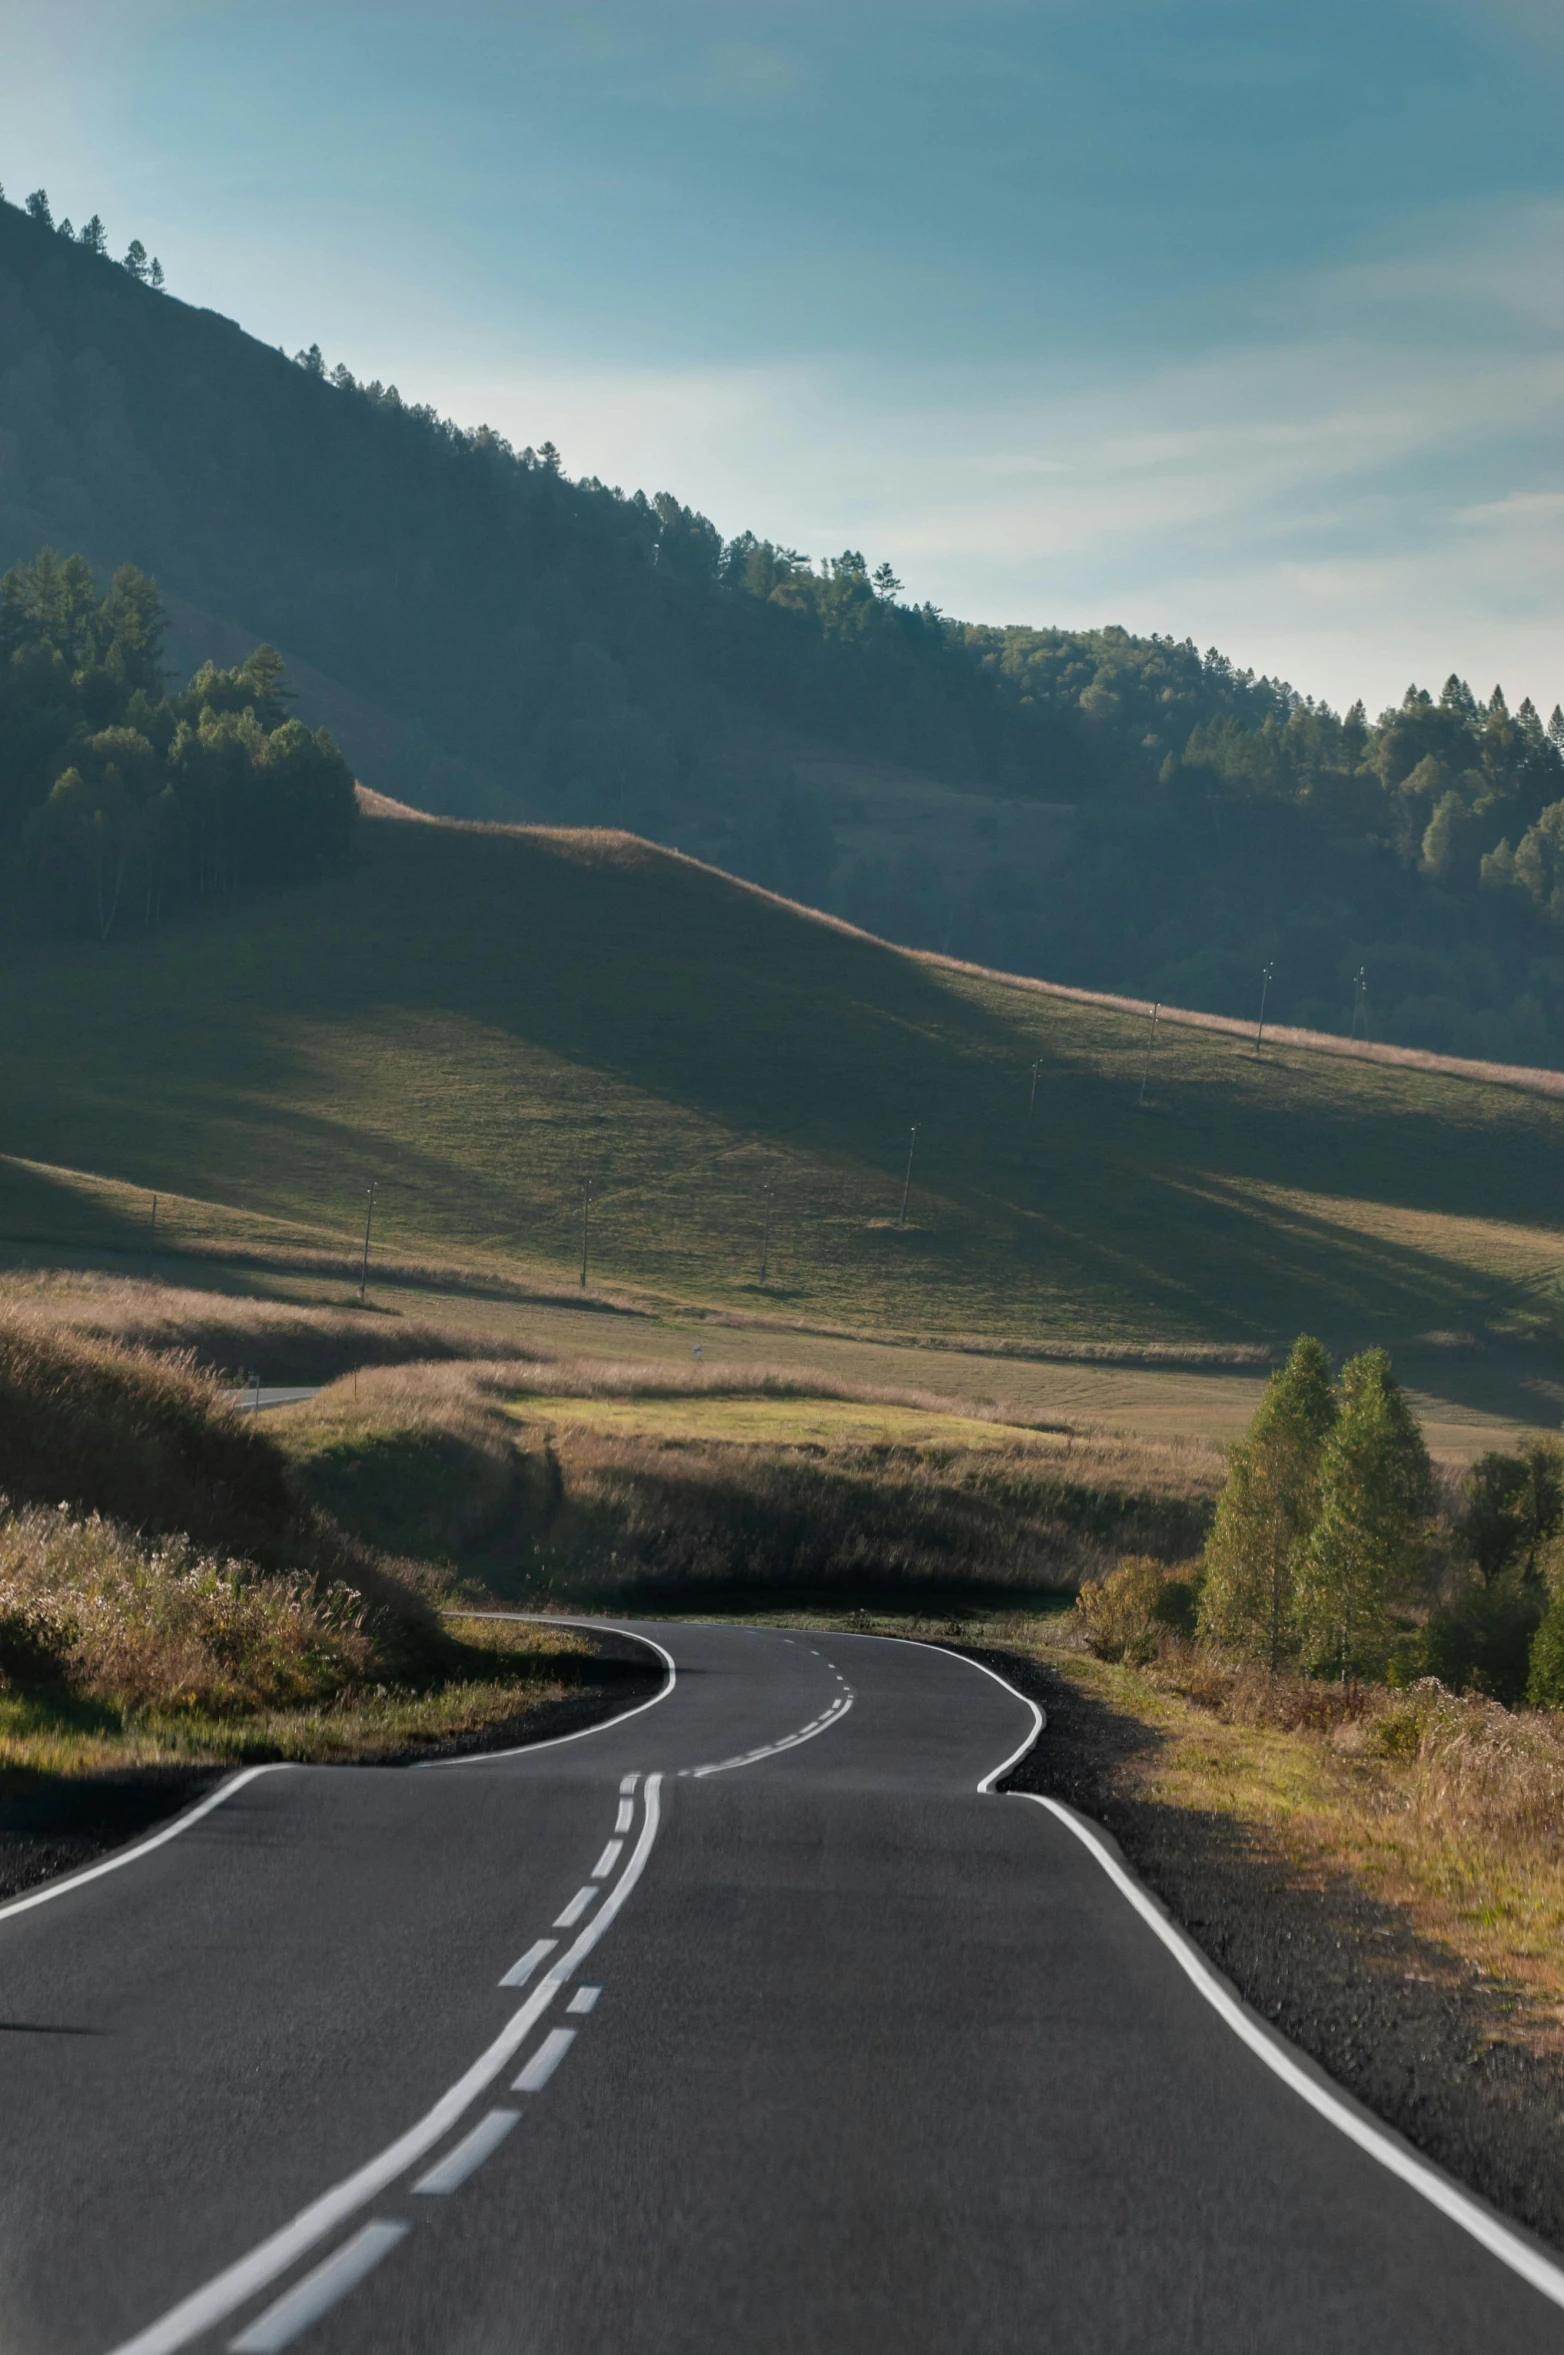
[7,191,1564,1072]
[4,796,1564,1391]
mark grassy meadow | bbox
[2,799,1564,1386]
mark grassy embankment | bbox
[0,1315,607,1777]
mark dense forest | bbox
[0,549,354,939]
[3,182,1563,1062]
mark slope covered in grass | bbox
[4,798,1564,1352]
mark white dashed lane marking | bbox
[553,1886,598,1930]
[591,1839,624,1879]
[566,1985,601,2016]
[683,1689,855,1780]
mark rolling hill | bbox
[8,190,1564,1074]
[4,795,1564,1393]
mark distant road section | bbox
[0,1622,1560,2353]
[226,1385,319,1413]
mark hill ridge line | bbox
[357,789,1564,1105]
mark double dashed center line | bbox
[110,1775,663,2355]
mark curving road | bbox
[1,1620,1561,2354]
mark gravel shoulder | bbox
[973,1641,1564,2254]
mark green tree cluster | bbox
[1,550,354,938]
[1199,1340,1435,1679]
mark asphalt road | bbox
[2,1620,1562,2355]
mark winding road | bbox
[1,1620,1562,2353]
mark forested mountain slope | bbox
[4,185,1564,1067]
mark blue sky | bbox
[5,0,1563,713]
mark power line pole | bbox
[759,1178,773,1284]
[1138,1001,1161,1108]
[898,1125,918,1229]
[1253,964,1274,1060]
[579,1177,592,1290]
[1350,966,1367,1041]
[357,1181,377,1304]
[1029,1059,1042,1112]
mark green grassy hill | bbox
[4,796,1564,1358]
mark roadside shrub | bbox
[1075,1555,1186,1663]
[1527,1585,1564,1708]
[1391,1581,1544,1704]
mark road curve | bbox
[0,1620,1559,2355]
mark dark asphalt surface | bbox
[1,1620,1561,2355]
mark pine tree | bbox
[1198,1334,1336,1668]
[24,189,51,228]
[1295,1349,1433,1679]
[78,215,108,256]
[123,239,149,282]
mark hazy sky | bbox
[5,1,1563,713]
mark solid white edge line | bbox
[512,2026,576,2093]
[106,1773,664,2355]
[914,1631,1564,2317]
[1024,1793,1564,2313]
[418,1618,675,1768]
[227,2220,408,2353]
[498,1938,556,1989]
[0,1763,296,1929]
[410,2109,521,2196]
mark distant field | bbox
[4,799,1564,1393]
[506,1392,1055,1451]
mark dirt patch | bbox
[971,1643,1564,2253]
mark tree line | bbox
[1079,1336,1564,1707]
[4,179,1564,1065]
[0,549,356,940]
[3,182,165,288]
[1200,1336,1564,1703]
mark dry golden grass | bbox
[0,1609,595,1774]
[0,1499,374,1717]
[0,1268,550,1383]
[1017,1623,1564,2042]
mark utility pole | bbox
[1253,964,1274,1060]
[579,1177,592,1290]
[358,1181,377,1304]
[1138,1001,1161,1108]
[759,1178,773,1284]
[1350,966,1367,1042]
[898,1125,918,1230]
[1029,1059,1042,1113]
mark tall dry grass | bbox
[0,1311,441,1676]
[0,1501,374,1715]
[1,1271,541,1385]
